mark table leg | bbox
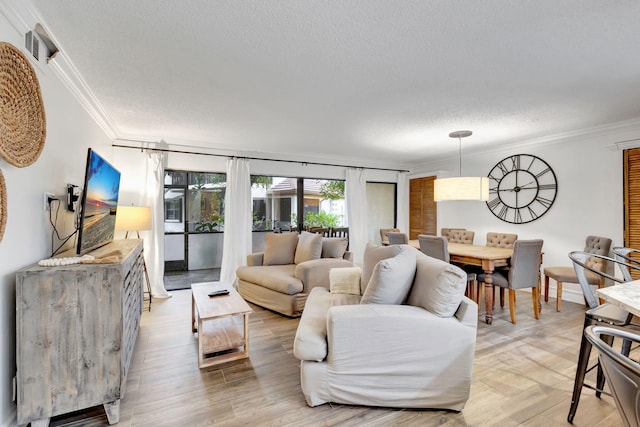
[483,270,494,325]
[191,292,197,333]
[243,313,250,357]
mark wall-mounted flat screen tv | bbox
[76,148,121,254]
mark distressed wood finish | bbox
[16,239,144,426]
[191,282,252,368]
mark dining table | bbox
[596,280,640,317]
[409,240,515,325]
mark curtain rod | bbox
[112,143,410,173]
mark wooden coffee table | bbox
[191,282,252,368]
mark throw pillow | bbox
[329,267,361,295]
[294,231,323,264]
[360,246,416,305]
[321,237,349,259]
[361,242,403,294]
[407,255,467,317]
[263,232,299,266]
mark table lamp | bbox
[115,206,152,238]
[115,205,153,310]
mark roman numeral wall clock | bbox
[486,154,558,224]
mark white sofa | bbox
[293,243,478,411]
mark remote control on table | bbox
[208,289,230,297]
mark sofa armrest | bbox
[326,303,477,371]
[454,296,478,328]
[246,252,264,266]
[295,258,354,292]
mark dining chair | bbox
[584,325,640,427]
[612,246,640,281]
[477,239,543,324]
[330,227,349,239]
[544,235,612,311]
[485,232,518,248]
[566,251,640,423]
[441,228,466,241]
[387,231,409,245]
[380,228,400,245]
[448,230,475,245]
[417,234,478,301]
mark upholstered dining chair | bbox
[566,251,640,423]
[441,228,466,241]
[418,234,478,301]
[544,235,612,312]
[477,239,543,324]
[387,231,409,245]
[379,228,400,245]
[448,230,475,245]
[584,325,640,427]
[485,232,518,248]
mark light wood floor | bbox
[49,289,628,427]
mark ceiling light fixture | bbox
[433,130,489,201]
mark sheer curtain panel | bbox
[396,171,408,233]
[145,151,171,298]
[346,168,368,266]
[220,158,252,284]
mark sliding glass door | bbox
[164,170,226,272]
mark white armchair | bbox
[293,243,478,411]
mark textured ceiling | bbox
[28,0,640,167]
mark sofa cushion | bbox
[329,267,361,295]
[295,231,323,264]
[322,237,349,259]
[407,256,467,317]
[361,242,404,294]
[360,246,416,305]
[263,232,299,265]
[235,265,303,294]
[293,287,361,362]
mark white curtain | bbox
[346,168,368,267]
[220,158,252,285]
[145,151,171,298]
[396,171,409,233]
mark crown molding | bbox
[1,0,118,140]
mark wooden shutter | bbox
[409,176,437,239]
[624,148,640,279]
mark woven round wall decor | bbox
[0,169,6,242]
[0,41,46,168]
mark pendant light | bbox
[433,130,489,201]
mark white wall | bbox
[411,123,640,304]
[0,5,114,426]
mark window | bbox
[250,176,346,231]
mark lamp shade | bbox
[115,206,152,231]
[434,177,489,201]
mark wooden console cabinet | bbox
[15,239,145,426]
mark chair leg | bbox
[556,281,563,312]
[532,286,540,320]
[567,316,595,423]
[500,288,505,308]
[544,275,549,302]
[476,281,484,306]
[595,334,615,398]
[508,289,516,324]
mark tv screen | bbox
[76,148,121,254]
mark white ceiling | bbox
[27,0,640,167]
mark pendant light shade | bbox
[434,176,489,201]
[434,130,489,201]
